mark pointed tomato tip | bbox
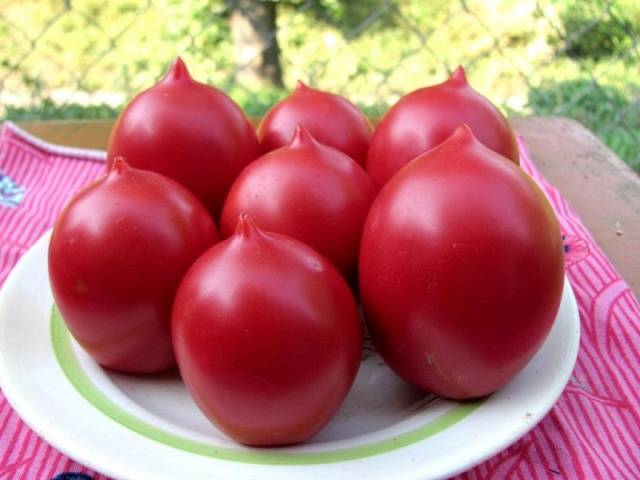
[295,79,308,91]
[449,65,468,85]
[164,57,192,82]
[288,124,317,149]
[450,124,477,144]
[110,156,130,174]
[235,212,261,239]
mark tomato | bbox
[107,57,260,219]
[48,158,218,374]
[257,81,372,166]
[366,66,519,189]
[172,214,362,446]
[359,125,564,399]
[220,126,375,278]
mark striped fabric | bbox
[0,123,108,479]
[0,121,638,479]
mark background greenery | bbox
[1,0,638,171]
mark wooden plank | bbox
[15,117,640,296]
[16,119,115,150]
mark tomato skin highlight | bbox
[107,57,260,219]
[221,125,375,279]
[366,66,519,189]
[48,159,218,374]
[359,125,564,399]
[172,215,362,446]
[257,80,372,167]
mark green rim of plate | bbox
[50,306,482,465]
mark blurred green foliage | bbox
[552,0,640,59]
[0,0,638,171]
[303,0,399,35]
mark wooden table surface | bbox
[15,117,640,297]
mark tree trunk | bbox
[228,0,284,88]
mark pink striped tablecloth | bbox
[0,121,638,479]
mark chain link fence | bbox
[0,0,638,171]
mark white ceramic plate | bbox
[0,231,580,480]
